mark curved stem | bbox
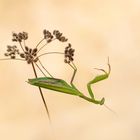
[37,52,64,58]
[37,38,57,53]
[0,58,25,61]
[35,38,45,48]
[37,43,47,53]
[19,42,25,52]
[35,63,47,77]
[23,40,26,48]
[38,59,53,78]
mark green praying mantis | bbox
[0,29,112,122]
[28,58,111,106]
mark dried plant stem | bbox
[37,43,48,53]
[37,52,64,58]
[35,38,45,48]
[31,62,51,122]
[19,42,25,52]
[23,40,26,47]
[38,59,53,78]
[35,63,47,77]
[0,58,25,61]
[37,38,56,53]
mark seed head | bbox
[53,30,68,42]
[19,46,39,64]
[64,43,75,63]
[4,45,19,59]
[12,32,28,42]
[43,29,53,42]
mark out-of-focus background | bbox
[0,0,140,140]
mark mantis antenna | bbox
[104,104,118,116]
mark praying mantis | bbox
[28,58,111,105]
[0,29,112,122]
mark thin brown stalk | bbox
[35,38,45,48]
[37,52,64,58]
[0,58,25,61]
[37,38,56,53]
[38,59,53,78]
[35,63,47,77]
[31,62,51,122]
[19,42,25,52]
[37,43,47,53]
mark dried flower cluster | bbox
[12,32,28,42]
[4,31,38,63]
[64,43,75,64]
[4,45,20,59]
[3,29,74,65]
[43,30,53,43]
[53,30,68,42]
[43,29,68,43]
[20,47,38,64]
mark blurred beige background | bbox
[0,0,140,140]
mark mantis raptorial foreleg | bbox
[67,59,111,105]
[87,58,111,105]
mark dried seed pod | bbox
[11,55,15,59]
[18,33,23,41]
[22,32,28,40]
[7,45,11,49]
[27,59,31,64]
[34,57,39,62]
[59,36,68,42]
[47,39,52,43]
[12,39,17,42]
[12,33,17,37]
[7,48,12,52]
[43,30,52,39]
[43,29,47,35]
[25,55,29,60]
[25,46,29,51]
[32,48,37,53]
[29,48,32,53]
[4,53,9,56]
[20,53,25,58]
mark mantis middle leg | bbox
[68,62,81,93]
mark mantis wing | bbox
[28,77,80,96]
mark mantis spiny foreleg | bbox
[87,58,111,105]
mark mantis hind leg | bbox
[87,58,111,105]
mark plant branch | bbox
[37,52,64,58]
[38,59,53,78]
[31,62,51,122]
[0,58,25,61]
[35,38,45,48]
